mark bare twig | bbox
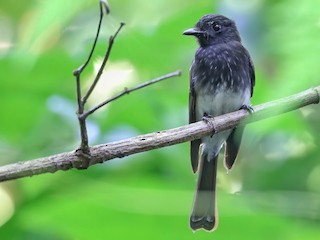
[72,1,112,168]
[83,70,182,118]
[73,1,108,78]
[73,0,110,104]
[71,3,180,168]
[0,86,319,182]
[81,22,125,105]
[71,1,127,169]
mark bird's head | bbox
[183,14,241,47]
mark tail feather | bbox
[190,152,218,231]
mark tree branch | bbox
[83,70,182,118]
[71,2,182,170]
[0,86,319,182]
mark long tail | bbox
[190,152,218,231]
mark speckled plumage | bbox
[184,14,255,231]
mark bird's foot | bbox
[240,104,254,114]
[202,113,215,137]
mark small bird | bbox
[183,14,255,231]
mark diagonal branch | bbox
[73,1,109,77]
[82,70,182,118]
[0,86,319,182]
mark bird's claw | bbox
[240,105,254,114]
[202,113,215,137]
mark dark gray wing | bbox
[189,62,201,173]
[224,51,255,170]
[248,53,255,97]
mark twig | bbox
[82,70,182,118]
[72,1,112,168]
[73,1,109,78]
[81,22,125,105]
[73,0,110,106]
[71,2,180,168]
[0,86,319,182]
[72,1,127,169]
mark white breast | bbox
[195,87,250,121]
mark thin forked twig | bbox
[72,1,111,167]
[82,22,125,105]
[72,1,181,169]
[73,0,110,109]
[83,70,182,118]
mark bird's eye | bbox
[213,24,221,31]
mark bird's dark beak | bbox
[183,28,204,36]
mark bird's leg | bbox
[202,112,216,137]
[202,112,214,122]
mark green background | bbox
[1,0,320,239]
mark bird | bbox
[183,14,255,231]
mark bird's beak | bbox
[183,28,204,36]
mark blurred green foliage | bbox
[0,0,320,239]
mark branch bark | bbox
[0,86,319,182]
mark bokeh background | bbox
[1,0,320,239]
